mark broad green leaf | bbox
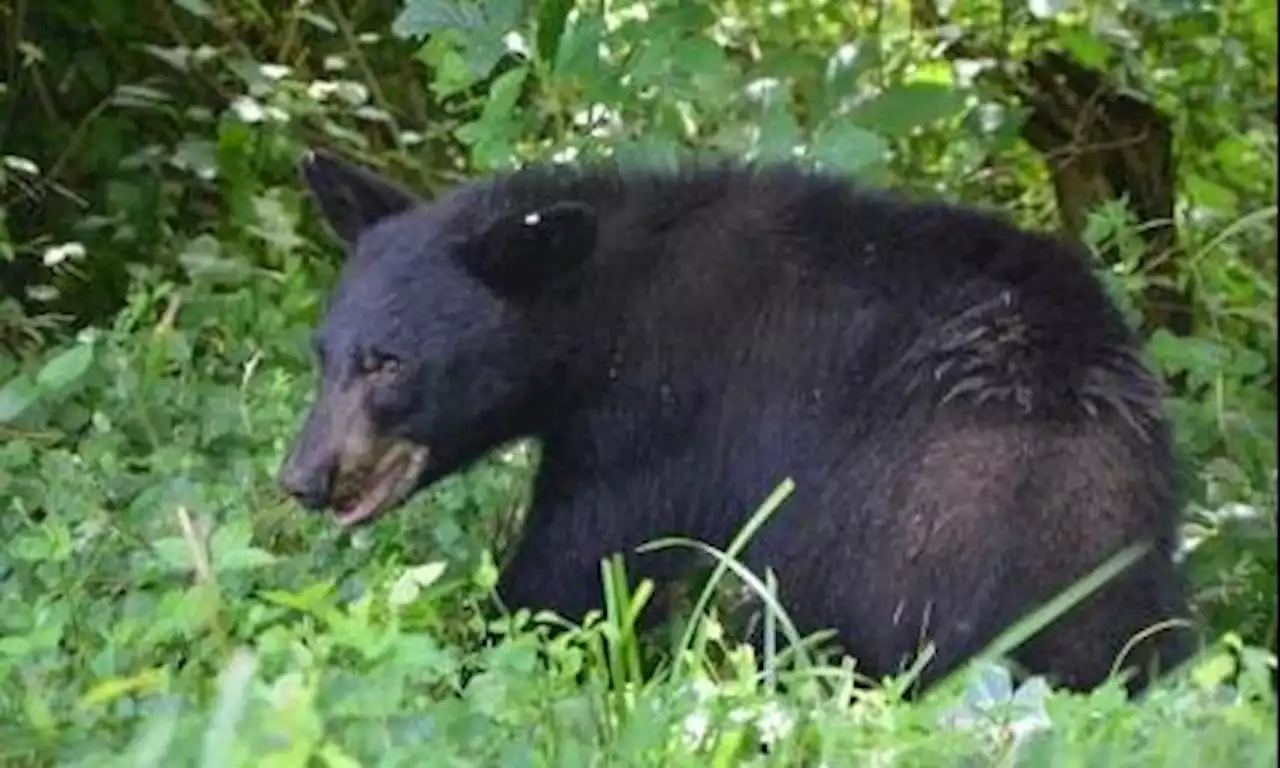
[810,122,890,174]
[673,38,731,83]
[456,65,529,168]
[212,546,279,572]
[1058,28,1112,68]
[848,83,969,138]
[461,32,509,80]
[479,64,529,125]
[1186,173,1240,215]
[172,0,214,19]
[0,373,39,423]
[535,0,574,65]
[419,34,489,97]
[484,0,526,34]
[9,529,56,562]
[388,562,449,607]
[35,341,95,393]
[151,537,198,572]
[392,0,486,39]
[613,135,683,172]
[754,97,802,162]
[554,14,604,81]
[627,36,677,87]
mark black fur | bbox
[286,150,1197,696]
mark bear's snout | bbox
[278,447,337,510]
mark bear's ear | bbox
[299,148,423,249]
[458,202,599,301]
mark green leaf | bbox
[419,35,485,98]
[0,374,39,423]
[484,0,526,34]
[461,33,509,80]
[456,65,529,168]
[673,38,731,83]
[826,39,881,90]
[172,0,214,19]
[212,546,279,572]
[847,83,969,138]
[755,96,802,162]
[627,36,677,87]
[810,122,890,175]
[480,64,529,125]
[1186,172,1240,215]
[35,341,95,393]
[151,537,198,572]
[388,562,449,607]
[1058,28,1112,69]
[535,0,574,64]
[613,134,683,172]
[392,0,487,39]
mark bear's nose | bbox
[278,456,336,511]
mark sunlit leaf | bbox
[0,374,39,423]
[392,0,486,38]
[35,342,95,393]
[810,122,890,174]
[847,83,969,138]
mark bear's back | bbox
[479,161,1153,430]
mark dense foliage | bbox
[1,0,1275,764]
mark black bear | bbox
[278,147,1196,695]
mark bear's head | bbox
[278,149,599,527]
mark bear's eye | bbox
[359,350,402,379]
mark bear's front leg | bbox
[491,493,689,632]
[493,519,612,626]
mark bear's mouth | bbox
[332,441,431,528]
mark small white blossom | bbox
[755,701,795,746]
[681,708,710,746]
[230,96,266,123]
[259,63,292,80]
[42,242,86,266]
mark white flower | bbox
[42,242,86,266]
[259,63,292,80]
[755,701,795,746]
[681,708,710,747]
[231,96,266,123]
